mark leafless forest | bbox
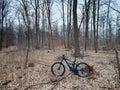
[0,0,120,90]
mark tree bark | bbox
[61,0,66,48]
[106,0,111,49]
[41,2,46,48]
[96,0,100,50]
[35,0,40,49]
[66,0,72,49]
[0,1,4,50]
[46,0,55,51]
[84,0,91,51]
[73,0,80,55]
[19,0,31,69]
[93,0,97,53]
[0,0,9,50]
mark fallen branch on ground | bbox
[114,48,120,82]
[24,73,72,90]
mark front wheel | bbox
[51,62,65,77]
[76,62,90,78]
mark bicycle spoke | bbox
[76,62,90,78]
[51,62,65,77]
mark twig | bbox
[2,80,12,86]
[0,80,12,89]
[24,73,72,90]
[24,48,29,69]
[23,79,60,90]
[114,48,120,82]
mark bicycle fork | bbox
[58,62,62,70]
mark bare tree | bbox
[56,0,67,48]
[116,15,120,46]
[61,0,66,48]
[96,0,100,50]
[18,0,31,68]
[73,0,80,55]
[35,0,40,49]
[100,14,106,45]
[84,0,91,51]
[41,0,46,48]
[30,0,40,49]
[106,0,111,49]
[45,0,55,51]
[66,0,72,49]
[0,0,10,50]
[92,0,97,53]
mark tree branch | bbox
[102,2,120,14]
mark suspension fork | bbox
[60,59,64,63]
[58,59,64,70]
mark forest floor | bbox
[0,46,120,90]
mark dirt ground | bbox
[0,46,120,90]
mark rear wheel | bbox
[51,62,65,77]
[76,62,90,78]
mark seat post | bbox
[74,57,76,63]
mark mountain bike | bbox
[51,54,91,78]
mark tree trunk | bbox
[0,0,6,50]
[42,2,45,48]
[48,15,55,51]
[109,21,112,48]
[46,0,55,51]
[35,0,40,49]
[73,0,80,55]
[62,0,66,48]
[93,0,97,53]
[67,0,72,49]
[20,0,31,69]
[96,0,100,50]
[90,16,93,49]
[84,0,91,51]
[106,0,111,49]
[0,4,4,50]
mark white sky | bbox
[9,0,120,27]
[52,0,120,26]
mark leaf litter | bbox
[0,47,120,90]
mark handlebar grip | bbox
[62,54,65,57]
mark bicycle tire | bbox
[51,62,65,77]
[76,62,90,78]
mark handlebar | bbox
[62,54,66,59]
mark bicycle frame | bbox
[61,55,83,73]
[61,56,76,71]
[51,54,91,77]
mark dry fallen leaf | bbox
[0,47,120,90]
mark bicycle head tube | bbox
[62,54,66,60]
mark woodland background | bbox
[0,0,120,90]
